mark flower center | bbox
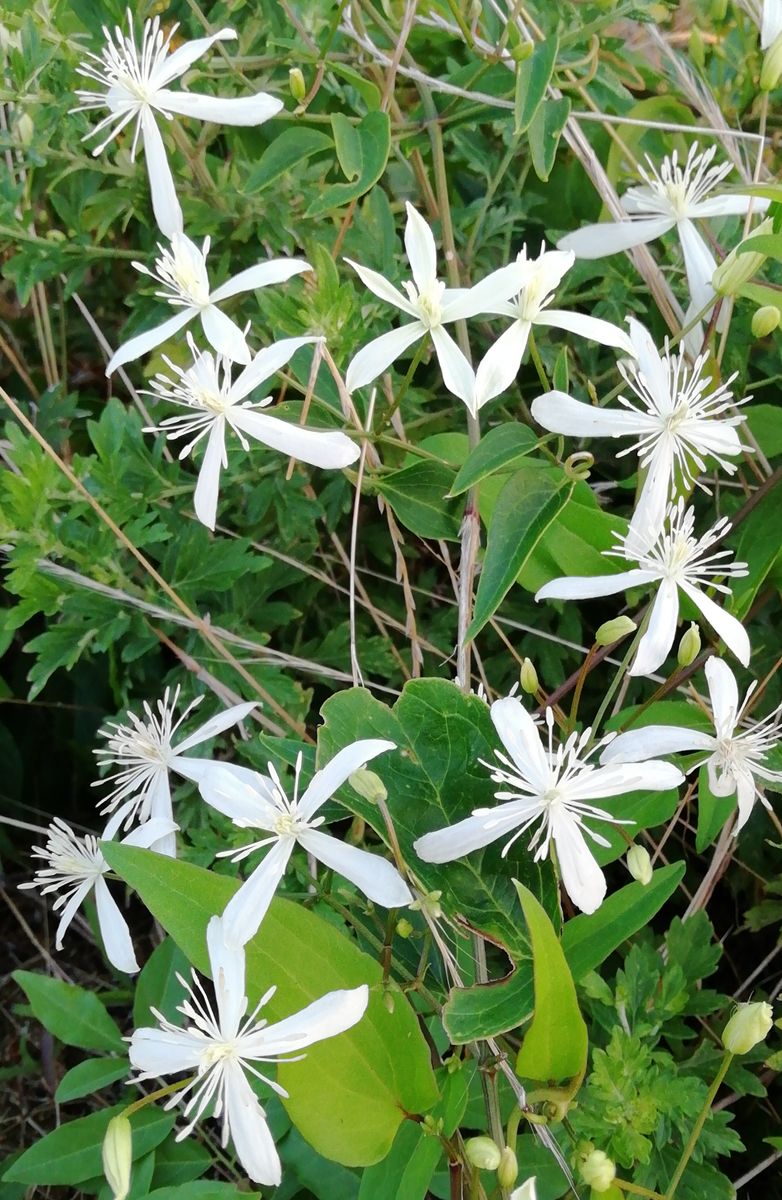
[665,399,690,433]
[663,180,689,218]
[274,812,302,837]
[202,1041,237,1069]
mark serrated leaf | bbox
[12,972,124,1053]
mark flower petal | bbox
[629,578,679,677]
[207,915,246,1033]
[733,769,757,834]
[627,317,672,414]
[210,259,311,304]
[535,569,658,602]
[128,1026,205,1075]
[541,309,636,355]
[344,259,418,316]
[54,878,94,951]
[151,29,237,88]
[628,437,675,555]
[198,763,280,827]
[549,807,606,915]
[565,759,684,802]
[259,984,369,1056]
[94,876,139,973]
[430,324,476,406]
[106,309,193,375]
[297,739,396,821]
[221,838,292,947]
[530,391,652,438]
[298,828,411,907]
[678,219,717,317]
[557,217,674,258]
[175,700,257,755]
[156,88,283,126]
[679,580,751,667]
[230,409,359,469]
[200,306,251,364]
[762,0,782,46]
[192,418,225,531]
[600,725,714,764]
[692,194,770,218]
[473,320,530,410]
[404,202,437,292]
[490,696,549,794]
[442,262,528,320]
[344,322,424,393]
[223,1062,282,1186]
[414,802,532,863]
[230,337,321,401]
[704,656,740,738]
[140,109,183,239]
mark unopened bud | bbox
[289,67,306,102]
[101,1115,132,1200]
[710,0,728,18]
[410,890,442,920]
[510,40,534,64]
[752,305,780,338]
[677,622,701,667]
[761,31,782,90]
[383,989,395,1014]
[348,768,387,803]
[465,1136,502,1171]
[15,111,33,147]
[627,844,653,886]
[689,26,705,71]
[498,1146,519,1188]
[520,657,539,695]
[579,1148,616,1192]
[396,918,413,938]
[595,616,636,647]
[713,218,772,295]
[722,1001,773,1054]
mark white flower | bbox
[106,232,310,375]
[531,317,747,550]
[74,12,281,238]
[19,811,175,973]
[511,1182,537,1200]
[558,143,769,329]
[145,334,359,530]
[536,499,750,678]
[94,687,256,856]
[471,245,635,410]
[199,741,410,947]
[344,202,525,414]
[601,657,782,834]
[413,697,683,915]
[742,0,782,46]
[128,915,368,1186]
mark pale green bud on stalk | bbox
[396,917,413,938]
[579,1148,616,1192]
[761,32,782,90]
[595,616,636,647]
[712,218,772,296]
[626,844,653,886]
[688,26,705,71]
[498,1146,519,1188]
[710,0,728,18]
[348,768,387,803]
[520,658,539,695]
[288,68,306,102]
[752,305,781,338]
[410,889,443,920]
[677,622,701,667]
[722,1001,773,1054]
[101,1115,132,1200]
[15,111,33,147]
[465,1136,502,1171]
[510,40,534,64]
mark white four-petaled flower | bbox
[128,916,368,1186]
[74,12,281,238]
[531,317,747,550]
[601,656,782,834]
[199,740,410,946]
[413,696,683,914]
[145,334,359,530]
[107,232,311,374]
[536,499,750,678]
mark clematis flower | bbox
[558,143,769,329]
[413,697,682,914]
[199,741,410,946]
[20,811,176,973]
[471,245,634,410]
[128,915,368,1186]
[530,317,747,550]
[106,233,310,374]
[535,499,750,678]
[344,202,525,414]
[94,688,256,857]
[145,334,359,530]
[601,657,782,834]
[74,12,282,238]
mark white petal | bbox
[565,759,683,802]
[733,770,757,834]
[629,579,679,677]
[223,1062,281,1186]
[442,262,529,320]
[230,336,320,401]
[678,219,717,317]
[601,725,714,764]
[541,310,635,355]
[536,569,658,602]
[128,1026,205,1075]
[151,30,237,88]
[762,0,782,46]
[531,391,652,438]
[557,217,674,258]
[210,259,311,304]
[473,321,530,410]
[298,828,411,907]
[511,1181,538,1200]
[94,876,139,973]
[54,878,93,950]
[344,322,424,393]
[230,409,359,468]
[121,817,179,849]
[490,696,549,793]
[430,324,476,406]
[627,438,675,554]
[414,803,532,863]
[175,700,257,754]
[693,195,770,218]
[106,309,193,374]
[193,419,225,531]
[207,915,246,1033]
[344,259,417,316]
[707,754,736,797]
[200,306,251,363]
[259,984,369,1056]
[549,808,606,915]
[404,203,437,292]
[140,109,183,239]
[627,317,672,413]
[298,739,396,821]
[704,657,740,737]
[689,422,743,461]
[198,764,280,827]
[679,580,751,667]
[156,89,283,126]
[221,838,292,947]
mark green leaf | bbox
[149,1137,211,1189]
[134,936,191,1027]
[244,127,333,193]
[728,475,782,620]
[696,765,735,852]
[469,467,572,637]
[3,1105,174,1186]
[101,843,438,1168]
[357,1122,442,1200]
[332,114,363,180]
[55,1057,129,1103]
[307,112,391,216]
[12,972,124,1053]
[514,37,559,134]
[146,1185,260,1200]
[746,405,782,458]
[527,96,571,182]
[449,424,540,495]
[283,1128,360,1199]
[736,232,782,258]
[513,882,587,1096]
[375,460,461,540]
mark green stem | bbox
[615,1181,667,1199]
[122,1075,195,1118]
[664,1052,733,1199]
[382,338,427,427]
[587,610,650,744]
[527,329,550,392]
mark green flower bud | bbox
[102,1115,132,1200]
[15,111,33,147]
[520,657,539,695]
[510,40,534,64]
[752,305,781,338]
[627,844,653,886]
[410,889,442,920]
[579,1148,616,1192]
[289,67,306,102]
[722,1001,774,1054]
[761,31,782,90]
[677,622,701,667]
[396,917,413,938]
[498,1146,519,1188]
[689,26,705,71]
[710,0,728,18]
[713,218,772,296]
[348,768,387,803]
[595,616,636,647]
[465,1136,502,1171]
